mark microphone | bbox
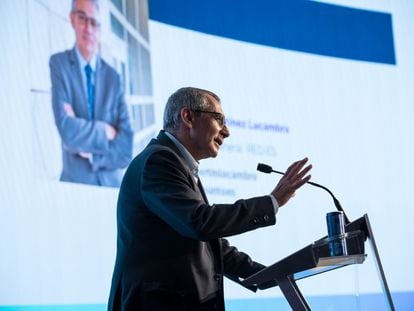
[257,163,350,224]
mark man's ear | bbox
[181,107,194,129]
[70,11,76,29]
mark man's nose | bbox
[83,20,95,32]
[221,124,230,138]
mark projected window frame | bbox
[108,0,155,151]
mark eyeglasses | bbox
[192,109,226,128]
[73,10,101,29]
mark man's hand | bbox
[63,102,75,117]
[271,158,312,207]
[105,124,118,140]
[78,152,92,161]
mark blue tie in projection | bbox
[85,64,95,119]
[148,0,396,65]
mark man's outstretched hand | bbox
[271,158,312,207]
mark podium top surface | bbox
[242,230,366,287]
[293,254,366,280]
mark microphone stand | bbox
[257,163,350,224]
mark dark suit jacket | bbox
[108,130,276,310]
[49,48,133,187]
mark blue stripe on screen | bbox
[148,0,396,64]
[0,291,412,310]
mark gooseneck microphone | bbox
[257,163,350,224]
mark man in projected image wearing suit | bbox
[108,87,312,310]
[49,0,133,187]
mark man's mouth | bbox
[214,138,223,147]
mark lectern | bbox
[241,214,395,310]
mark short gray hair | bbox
[72,0,100,11]
[163,87,221,131]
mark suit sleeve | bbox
[90,79,133,171]
[49,55,110,155]
[221,239,264,278]
[221,238,280,291]
[141,149,276,241]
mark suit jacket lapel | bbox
[156,131,208,203]
[197,179,209,204]
[69,48,89,119]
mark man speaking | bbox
[108,87,312,310]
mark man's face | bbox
[70,0,101,59]
[189,96,230,161]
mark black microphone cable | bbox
[257,163,350,224]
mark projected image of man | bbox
[49,0,133,187]
[108,87,312,310]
